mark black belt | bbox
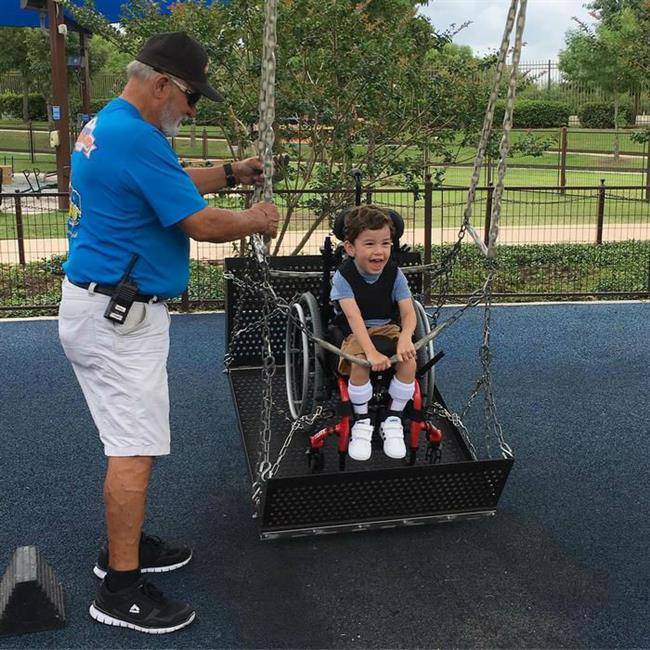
[69,280,163,303]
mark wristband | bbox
[223,162,237,188]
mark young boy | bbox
[330,205,417,461]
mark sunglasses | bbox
[166,75,202,107]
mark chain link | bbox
[251,405,332,508]
[488,0,528,259]
[247,0,280,508]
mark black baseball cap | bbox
[136,32,223,102]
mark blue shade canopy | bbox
[0,1,225,28]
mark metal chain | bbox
[426,1,526,459]
[253,263,278,507]
[251,405,330,507]
[251,0,278,262]
[487,0,528,259]
[461,0,520,254]
[480,267,513,458]
[466,1,526,458]
[223,253,258,371]
[426,401,478,461]
[247,0,280,508]
[429,223,469,327]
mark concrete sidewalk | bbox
[1,222,648,263]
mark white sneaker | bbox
[348,418,373,461]
[380,416,406,459]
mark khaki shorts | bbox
[338,323,401,375]
[58,277,171,457]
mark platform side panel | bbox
[260,459,513,533]
[224,256,323,367]
[228,374,256,482]
[224,255,423,368]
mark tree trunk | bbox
[271,201,297,255]
[22,77,30,123]
[290,211,330,255]
[613,96,620,161]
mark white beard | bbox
[160,102,183,137]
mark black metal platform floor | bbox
[229,368,512,537]
[230,367,472,478]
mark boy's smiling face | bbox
[343,225,392,275]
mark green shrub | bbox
[69,97,112,118]
[577,101,635,128]
[0,93,112,124]
[425,240,650,297]
[517,85,582,115]
[495,99,571,128]
[187,259,225,302]
[0,93,47,121]
[2,242,648,317]
[0,256,226,317]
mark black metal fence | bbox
[517,60,650,115]
[1,183,649,315]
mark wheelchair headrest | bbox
[333,206,405,243]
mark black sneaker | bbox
[89,578,195,634]
[93,534,192,579]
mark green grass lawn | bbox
[1,125,647,241]
[531,129,647,155]
[172,135,231,159]
[1,152,57,174]
[0,120,50,129]
[0,128,51,152]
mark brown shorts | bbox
[338,323,402,375]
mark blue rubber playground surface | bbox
[1,303,648,648]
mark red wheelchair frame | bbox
[308,374,443,472]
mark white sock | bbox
[389,377,415,413]
[348,380,372,417]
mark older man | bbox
[58,32,279,634]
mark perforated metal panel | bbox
[262,460,511,534]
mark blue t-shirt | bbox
[63,97,207,298]
[330,259,411,327]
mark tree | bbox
[87,35,132,75]
[0,27,50,120]
[63,0,479,251]
[559,8,645,157]
[586,0,645,22]
[0,25,116,120]
[64,0,537,252]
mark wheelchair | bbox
[284,207,443,472]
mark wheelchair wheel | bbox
[285,292,325,419]
[413,299,435,407]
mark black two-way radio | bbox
[103,254,140,324]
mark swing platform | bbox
[226,256,513,539]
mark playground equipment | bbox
[226,0,528,538]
